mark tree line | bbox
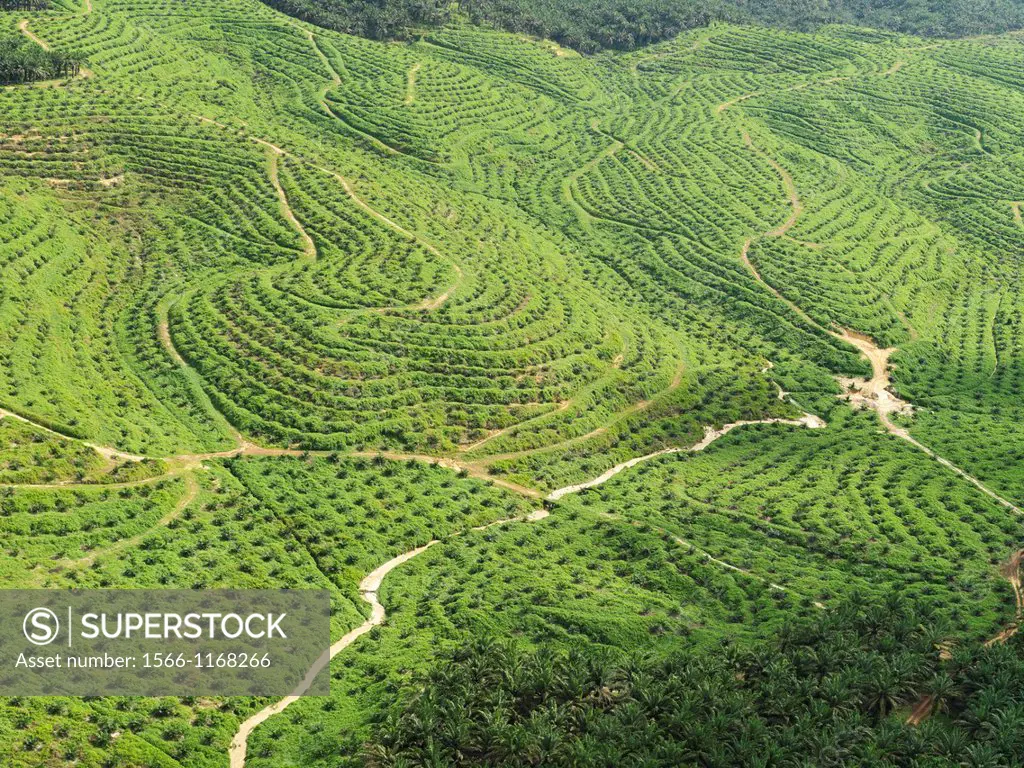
[256,0,1024,52]
[726,0,1024,38]
[366,592,1024,766]
[254,0,451,42]
[0,0,50,10]
[0,36,86,85]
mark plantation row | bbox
[557,410,1022,639]
[0,0,49,9]
[0,456,540,764]
[2,5,856,472]
[0,416,104,483]
[167,266,678,451]
[0,477,186,584]
[240,468,798,767]
[3,0,1021,496]
[725,32,1024,503]
[0,174,235,455]
[1,3,1024,765]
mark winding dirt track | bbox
[226,408,828,765]
[7,26,1021,759]
[736,112,1024,729]
[837,331,1021,514]
[226,406,828,765]
[741,238,818,328]
[17,19,50,50]
[18,2,95,79]
[227,107,1024,764]
[743,132,803,237]
[187,128,462,310]
[0,407,144,464]
[739,135,1021,516]
[266,149,317,260]
[327,169,463,306]
[227,509,549,768]
[304,28,340,87]
[547,414,825,501]
[227,541,431,768]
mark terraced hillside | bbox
[1,0,1023,765]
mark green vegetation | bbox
[0,1,51,9]
[0,476,189,584]
[0,455,542,764]
[0,26,83,85]
[229,455,534,604]
[0,415,167,483]
[555,410,1021,639]
[257,0,1024,53]
[243,494,798,766]
[0,33,80,84]
[725,0,1024,37]
[0,0,1023,765]
[370,595,1024,767]
[0,415,103,482]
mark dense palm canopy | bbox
[0,29,84,84]
[256,0,1024,52]
[369,595,1024,767]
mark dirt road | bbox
[228,509,549,767]
[547,413,825,501]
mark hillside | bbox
[371,605,1024,766]
[1,0,1023,765]
[255,0,1024,51]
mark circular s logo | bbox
[23,607,60,646]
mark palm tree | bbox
[924,671,959,716]
[961,742,1004,768]
[864,667,904,718]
